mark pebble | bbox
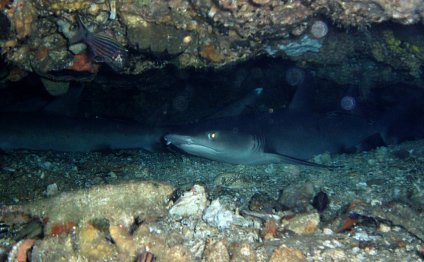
[69,43,87,55]
[370,199,382,206]
[269,244,306,262]
[352,247,360,253]
[38,171,45,179]
[353,231,372,241]
[248,192,283,213]
[368,248,377,255]
[321,249,347,260]
[41,161,52,170]
[264,164,275,174]
[282,212,320,235]
[378,223,391,232]
[107,171,117,180]
[46,183,59,197]
[278,181,315,212]
[202,199,234,230]
[356,182,368,189]
[230,242,257,262]
[169,184,207,218]
[204,240,230,262]
[323,228,334,235]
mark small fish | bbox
[70,15,127,71]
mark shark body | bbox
[0,113,165,152]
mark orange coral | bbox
[50,221,76,236]
[200,45,223,63]
[8,239,36,262]
[419,245,424,258]
[347,199,364,210]
[16,239,35,262]
[337,216,358,233]
[262,220,279,240]
[7,67,28,82]
[35,47,49,61]
[0,0,9,9]
[69,53,99,73]
[6,0,35,40]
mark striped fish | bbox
[70,15,127,71]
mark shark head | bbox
[164,129,273,164]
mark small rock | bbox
[249,192,283,213]
[26,181,174,234]
[278,181,315,212]
[282,212,320,235]
[167,245,193,261]
[190,240,206,259]
[204,240,230,262]
[269,245,306,262]
[40,161,52,170]
[107,171,118,180]
[69,43,87,54]
[323,228,334,235]
[378,223,391,232]
[264,164,275,174]
[79,224,114,260]
[202,199,234,230]
[169,184,207,218]
[370,199,382,206]
[203,197,257,230]
[321,249,347,261]
[355,182,368,189]
[262,220,279,240]
[45,183,59,197]
[230,242,257,262]
[109,225,136,256]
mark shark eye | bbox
[207,132,217,140]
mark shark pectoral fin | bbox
[269,152,343,169]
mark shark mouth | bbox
[179,144,219,154]
[164,134,219,154]
[164,134,192,146]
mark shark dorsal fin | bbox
[288,69,315,112]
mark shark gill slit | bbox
[252,134,263,153]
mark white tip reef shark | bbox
[163,110,385,167]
